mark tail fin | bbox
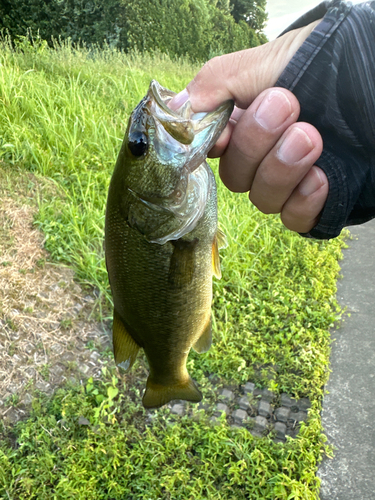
[142,376,202,409]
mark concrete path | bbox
[318,219,375,499]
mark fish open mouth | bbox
[148,80,234,173]
[127,80,234,245]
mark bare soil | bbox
[0,166,113,424]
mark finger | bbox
[281,166,329,233]
[219,88,300,192]
[249,122,323,214]
[207,120,235,158]
[170,20,321,112]
[208,107,244,158]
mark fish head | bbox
[119,80,234,243]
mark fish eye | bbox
[128,131,148,157]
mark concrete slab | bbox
[318,219,375,499]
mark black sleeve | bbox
[276,0,375,240]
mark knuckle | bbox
[249,193,279,214]
[201,56,223,80]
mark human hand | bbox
[170,21,329,234]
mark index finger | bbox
[170,20,321,113]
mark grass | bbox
[0,35,346,498]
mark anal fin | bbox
[193,317,212,353]
[112,309,140,371]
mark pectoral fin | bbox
[212,235,221,279]
[193,317,212,353]
[217,228,227,249]
[142,376,202,409]
[112,309,140,371]
[212,229,227,279]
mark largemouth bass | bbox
[105,80,233,408]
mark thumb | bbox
[170,20,320,112]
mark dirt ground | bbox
[0,167,113,424]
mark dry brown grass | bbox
[0,168,113,423]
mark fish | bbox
[105,80,233,408]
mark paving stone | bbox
[171,404,185,416]
[8,384,18,394]
[243,382,255,394]
[230,424,242,430]
[24,343,35,355]
[78,363,90,375]
[73,303,84,314]
[78,416,90,426]
[220,388,235,402]
[75,340,86,351]
[51,343,64,355]
[4,407,21,424]
[258,399,271,418]
[273,438,286,444]
[239,396,251,411]
[215,403,230,415]
[197,402,211,412]
[61,352,75,363]
[252,415,268,434]
[89,351,101,362]
[23,393,33,405]
[208,374,220,384]
[24,367,36,379]
[210,416,220,425]
[254,387,263,397]
[297,398,311,412]
[274,422,287,440]
[286,427,298,439]
[280,393,297,408]
[275,406,291,423]
[288,411,307,424]
[35,380,52,393]
[261,389,276,402]
[49,364,65,379]
[232,408,247,424]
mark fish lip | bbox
[148,80,178,116]
[147,79,234,153]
